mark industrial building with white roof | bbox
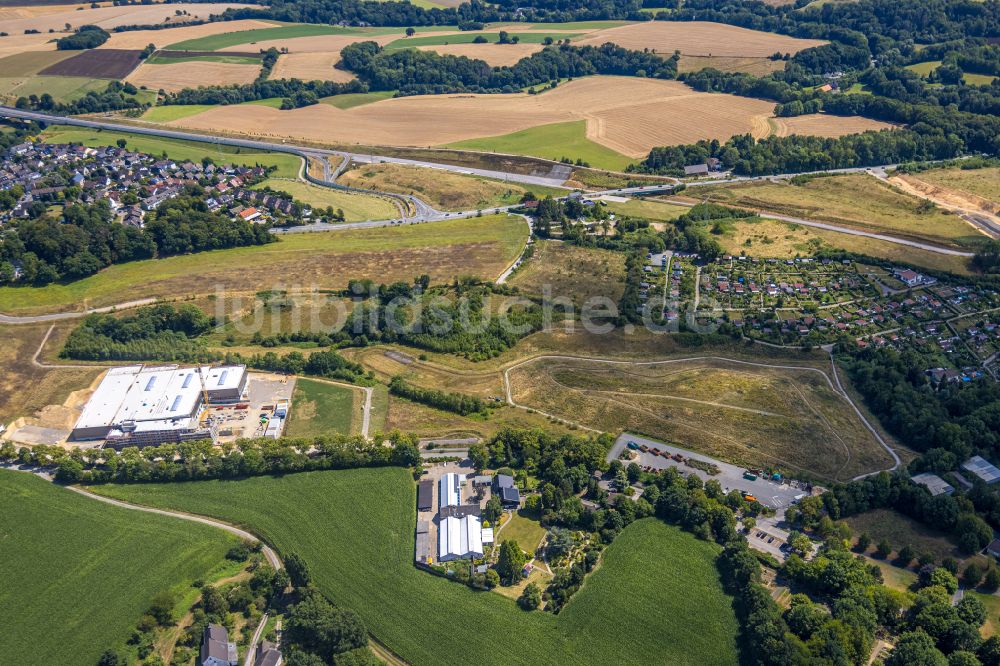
[71,364,248,448]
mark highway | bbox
[0,106,977,325]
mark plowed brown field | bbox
[575,21,826,57]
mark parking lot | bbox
[608,433,810,513]
[210,373,295,443]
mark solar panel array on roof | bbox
[962,456,1000,484]
[144,376,157,391]
[182,373,193,388]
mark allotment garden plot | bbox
[507,356,894,482]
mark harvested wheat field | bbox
[0,33,60,58]
[99,18,276,50]
[1,3,251,35]
[576,21,826,58]
[127,61,260,93]
[770,114,895,137]
[678,55,787,76]
[270,53,356,82]
[171,76,776,155]
[416,43,544,66]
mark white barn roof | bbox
[438,514,483,561]
[439,472,461,508]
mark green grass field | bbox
[0,51,75,77]
[445,120,635,172]
[285,378,357,437]
[41,125,302,177]
[0,75,108,104]
[498,509,547,555]
[906,60,997,86]
[141,104,218,122]
[146,53,262,65]
[251,177,398,221]
[321,90,397,109]
[0,471,237,665]
[92,468,739,665]
[167,23,408,51]
[0,214,527,315]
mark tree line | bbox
[11,432,422,485]
[388,376,488,416]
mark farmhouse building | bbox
[200,624,237,666]
[254,641,283,666]
[683,163,710,176]
[494,474,521,508]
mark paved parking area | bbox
[608,433,810,512]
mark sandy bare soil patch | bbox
[576,21,827,57]
[174,76,780,155]
[100,18,275,50]
[1,3,252,35]
[415,42,543,67]
[270,52,355,82]
[770,113,895,138]
[0,33,60,58]
[891,174,1000,237]
[128,60,259,92]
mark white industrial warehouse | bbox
[71,364,248,447]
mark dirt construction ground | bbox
[170,76,778,156]
[574,21,827,58]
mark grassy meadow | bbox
[695,174,983,249]
[0,215,528,315]
[251,177,399,221]
[445,120,636,172]
[92,468,740,665]
[285,378,357,437]
[0,472,237,665]
[508,240,627,305]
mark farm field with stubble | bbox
[507,356,894,481]
[0,471,237,666]
[91,468,740,666]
